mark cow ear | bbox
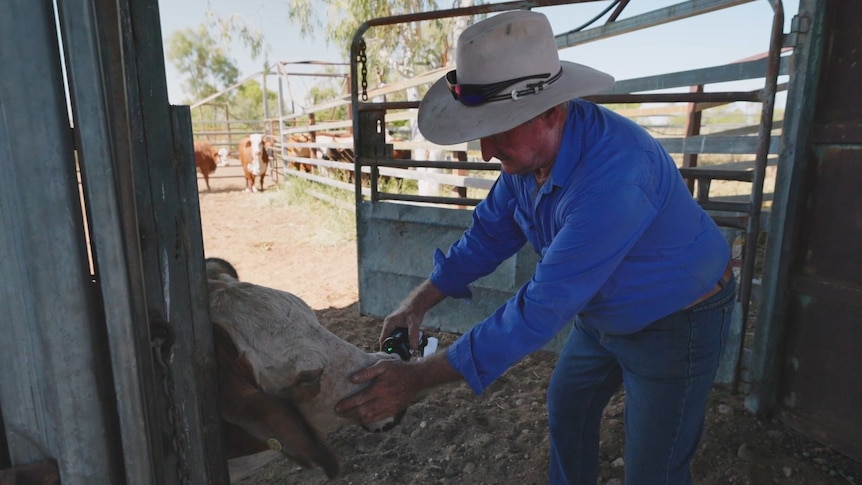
[282,368,323,402]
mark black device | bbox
[383,327,428,361]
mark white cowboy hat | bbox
[418,10,615,145]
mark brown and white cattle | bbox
[216,147,229,167]
[285,133,315,174]
[193,140,218,191]
[238,134,273,192]
[205,257,402,480]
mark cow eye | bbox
[283,368,323,401]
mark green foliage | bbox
[234,78,281,120]
[204,11,267,60]
[377,175,418,195]
[165,12,268,104]
[304,69,350,120]
[166,25,241,101]
[285,0,479,89]
[188,79,280,132]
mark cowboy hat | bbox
[417,10,615,145]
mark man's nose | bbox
[480,138,496,162]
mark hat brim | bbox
[417,61,614,145]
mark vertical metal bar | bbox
[169,106,230,484]
[732,0,784,392]
[350,32,364,209]
[746,0,825,413]
[0,413,8,469]
[262,67,269,128]
[277,62,287,182]
[682,84,704,194]
[57,0,162,481]
[0,1,123,482]
[115,2,182,480]
[119,0,228,482]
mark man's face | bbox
[479,109,560,176]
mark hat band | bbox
[446,68,563,107]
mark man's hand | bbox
[380,309,424,355]
[379,279,446,352]
[334,359,421,426]
[335,351,461,426]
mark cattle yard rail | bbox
[4,0,862,480]
[185,1,787,397]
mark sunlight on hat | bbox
[418,10,615,145]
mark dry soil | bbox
[197,165,861,485]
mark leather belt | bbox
[683,262,733,310]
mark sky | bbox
[156,0,799,106]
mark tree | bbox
[166,24,242,102]
[233,79,280,121]
[284,1,482,198]
[166,14,281,133]
[285,0,480,98]
[305,71,351,123]
[165,13,268,103]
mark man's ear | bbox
[544,103,567,124]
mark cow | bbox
[238,134,273,192]
[285,133,315,174]
[315,131,409,186]
[216,147,229,167]
[193,140,218,191]
[205,257,404,479]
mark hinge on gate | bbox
[784,14,810,48]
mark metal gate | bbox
[0,0,227,483]
[350,0,862,466]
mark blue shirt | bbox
[431,100,730,394]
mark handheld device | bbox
[382,327,429,361]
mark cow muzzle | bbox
[362,409,407,433]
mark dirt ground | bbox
[197,166,862,485]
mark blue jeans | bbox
[547,278,736,485]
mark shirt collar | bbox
[544,100,582,189]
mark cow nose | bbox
[362,409,406,433]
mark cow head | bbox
[245,134,268,176]
[205,257,403,478]
[215,147,229,166]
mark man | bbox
[335,10,735,485]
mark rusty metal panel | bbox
[778,147,862,462]
[794,148,862,280]
[778,275,862,462]
[774,0,862,464]
[812,0,862,125]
